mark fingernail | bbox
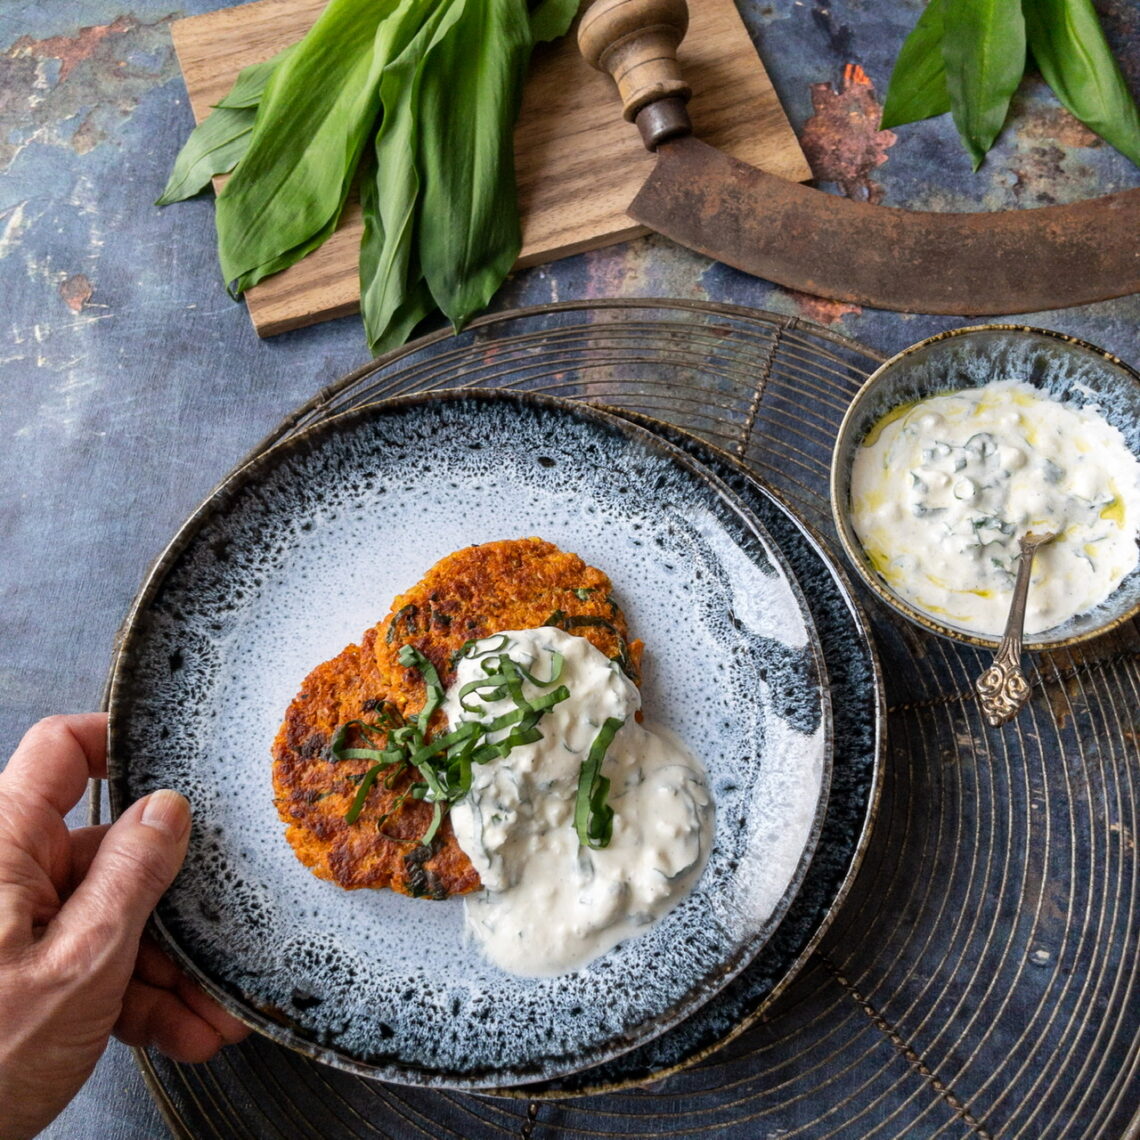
[140,789,191,839]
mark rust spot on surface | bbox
[59,273,93,312]
[786,289,861,325]
[1042,680,1071,731]
[801,63,896,203]
[1007,95,1105,207]
[0,14,174,172]
[10,16,137,84]
[1021,105,1101,149]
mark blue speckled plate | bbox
[107,391,831,1089]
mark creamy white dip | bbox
[445,627,713,977]
[850,379,1140,636]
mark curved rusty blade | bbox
[632,136,1140,315]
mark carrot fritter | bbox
[372,537,642,716]
[271,631,480,897]
[271,538,642,898]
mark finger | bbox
[135,934,184,988]
[114,977,228,1064]
[0,823,111,954]
[49,790,190,982]
[136,938,250,1045]
[0,714,108,821]
[15,826,111,937]
[176,976,251,1045]
[65,824,110,895]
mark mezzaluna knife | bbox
[578,0,1140,316]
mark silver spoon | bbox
[975,530,1057,727]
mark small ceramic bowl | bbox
[830,325,1140,650]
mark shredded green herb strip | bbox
[345,763,384,824]
[575,717,625,850]
[331,636,577,845]
[157,0,580,354]
[882,0,1140,169]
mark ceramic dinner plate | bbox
[107,391,831,1088]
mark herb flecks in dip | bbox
[446,628,713,978]
[851,379,1140,636]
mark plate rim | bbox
[106,387,835,1089]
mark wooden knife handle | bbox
[578,0,692,146]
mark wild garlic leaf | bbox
[160,0,575,350]
[228,216,344,296]
[360,0,460,353]
[1023,0,1140,167]
[416,0,534,331]
[215,0,402,295]
[526,0,580,43]
[360,205,436,355]
[942,0,1027,169]
[156,49,292,206]
[880,0,952,129]
[156,106,255,205]
[213,45,294,110]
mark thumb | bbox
[52,790,191,976]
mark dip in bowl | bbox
[830,325,1140,649]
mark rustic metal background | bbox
[126,300,1140,1138]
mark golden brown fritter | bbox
[271,538,641,898]
[271,630,482,897]
[372,537,641,719]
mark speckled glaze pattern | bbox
[830,325,1140,649]
[107,390,832,1088]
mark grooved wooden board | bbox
[171,0,811,337]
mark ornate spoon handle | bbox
[975,530,1056,727]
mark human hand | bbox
[0,714,249,1140]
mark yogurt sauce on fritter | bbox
[850,379,1140,636]
[445,627,713,977]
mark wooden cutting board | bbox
[171,0,811,337]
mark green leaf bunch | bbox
[880,0,1140,170]
[157,0,578,354]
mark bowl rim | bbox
[828,322,1140,651]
